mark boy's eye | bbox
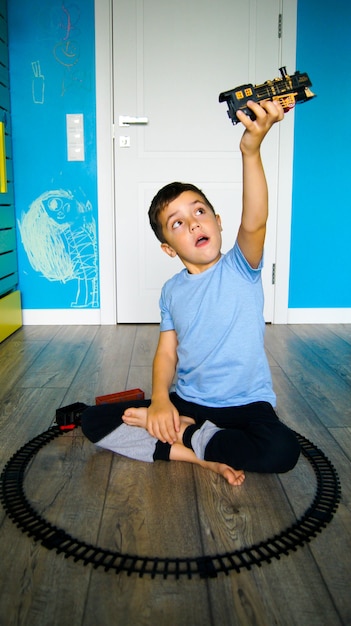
[172,220,182,229]
[196,208,205,215]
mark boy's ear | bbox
[216,213,223,231]
[161,242,177,258]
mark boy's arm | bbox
[147,329,180,444]
[236,100,284,268]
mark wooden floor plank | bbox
[126,364,153,398]
[329,427,351,461]
[0,386,67,469]
[0,336,47,403]
[61,324,137,406]
[194,467,296,550]
[16,326,98,390]
[96,454,202,558]
[193,459,342,626]
[0,432,112,626]
[0,516,92,626]
[207,553,343,626]
[126,324,159,397]
[83,455,213,626]
[289,324,351,387]
[265,325,350,427]
[130,324,160,368]
[13,325,61,340]
[83,570,213,626]
[328,324,351,346]
[25,432,113,545]
[271,365,351,624]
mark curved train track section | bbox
[0,424,341,579]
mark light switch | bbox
[68,145,84,160]
[66,114,85,161]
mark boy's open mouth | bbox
[195,235,209,247]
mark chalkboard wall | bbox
[8,0,99,310]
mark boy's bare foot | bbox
[202,460,245,486]
[122,406,149,429]
[170,443,245,486]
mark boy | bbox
[82,99,300,485]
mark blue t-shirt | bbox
[159,241,276,408]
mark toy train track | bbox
[219,67,316,124]
[0,422,340,579]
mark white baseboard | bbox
[20,307,351,325]
[22,309,102,325]
[287,308,351,324]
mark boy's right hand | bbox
[237,99,284,155]
[147,398,180,444]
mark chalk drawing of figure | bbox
[18,189,99,308]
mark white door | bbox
[113,0,282,322]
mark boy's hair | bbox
[148,181,215,243]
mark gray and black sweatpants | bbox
[81,392,300,473]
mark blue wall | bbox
[8,0,99,310]
[289,0,351,308]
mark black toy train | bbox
[219,66,315,124]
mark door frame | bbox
[94,0,297,324]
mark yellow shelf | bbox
[0,290,22,342]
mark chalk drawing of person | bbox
[18,189,99,308]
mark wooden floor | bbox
[0,323,350,626]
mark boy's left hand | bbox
[237,99,284,155]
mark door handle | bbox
[119,115,149,127]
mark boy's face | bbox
[159,191,222,274]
